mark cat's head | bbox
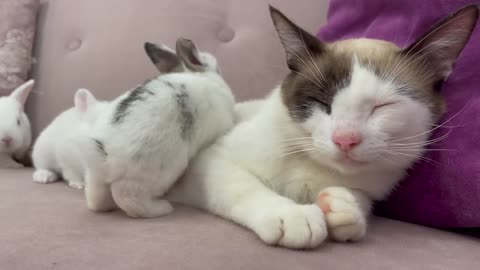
[270,5,478,174]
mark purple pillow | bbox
[318,0,480,228]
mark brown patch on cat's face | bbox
[271,5,478,124]
[334,39,445,118]
[281,50,352,119]
[281,38,446,122]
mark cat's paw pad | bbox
[33,169,59,184]
[68,181,84,190]
[252,204,327,249]
[318,187,366,242]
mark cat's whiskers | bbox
[291,70,324,89]
[379,149,443,167]
[390,147,453,152]
[381,31,459,84]
[279,136,314,142]
[374,153,397,166]
[388,105,467,143]
[383,11,471,84]
[263,64,325,90]
[286,46,325,88]
[274,147,318,159]
[279,144,314,153]
[380,24,415,82]
[298,30,326,82]
[383,30,469,86]
[389,129,452,146]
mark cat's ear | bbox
[144,42,182,73]
[269,5,324,71]
[403,5,478,80]
[175,38,206,72]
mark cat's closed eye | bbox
[306,96,328,108]
[371,101,397,115]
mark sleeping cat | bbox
[166,5,478,249]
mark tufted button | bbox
[67,39,82,50]
[217,27,235,42]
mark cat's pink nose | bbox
[2,136,13,147]
[332,130,362,152]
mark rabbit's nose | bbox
[2,136,13,147]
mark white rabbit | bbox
[32,89,109,189]
[79,38,235,218]
[0,80,34,168]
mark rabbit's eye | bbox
[17,118,20,126]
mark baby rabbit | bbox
[0,80,34,168]
[32,89,109,189]
[80,38,235,218]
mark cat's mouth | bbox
[335,154,368,166]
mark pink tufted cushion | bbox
[0,0,39,96]
[28,0,327,137]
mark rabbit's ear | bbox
[10,80,34,107]
[144,42,182,73]
[74,88,97,113]
[175,38,206,72]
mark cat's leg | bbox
[84,169,116,212]
[110,179,174,218]
[317,186,371,242]
[167,155,328,249]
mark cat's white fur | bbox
[165,59,433,248]
[234,99,264,123]
[162,5,480,248]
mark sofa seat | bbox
[1,169,478,270]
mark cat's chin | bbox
[335,154,368,166]
[331,158,370,174]
[308,153,371,175]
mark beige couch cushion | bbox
[6,1,480,268]
[1,168,479,270]
[28,0,327,137]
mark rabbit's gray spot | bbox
[113,85,148,124]
[162,81,175,89]
[176,90,194,140]
[93,138,107,156]
[145,89,154,95]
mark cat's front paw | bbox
[251,203,327,249]
[318,187,367,242]
[33,169,59,184]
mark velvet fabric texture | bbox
[318,0,480,227]
[0,0,38,96]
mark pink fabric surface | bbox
[28,0,327,137]
[5,1,479,268]
[0,0,38,96]
[1,168,479,270]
